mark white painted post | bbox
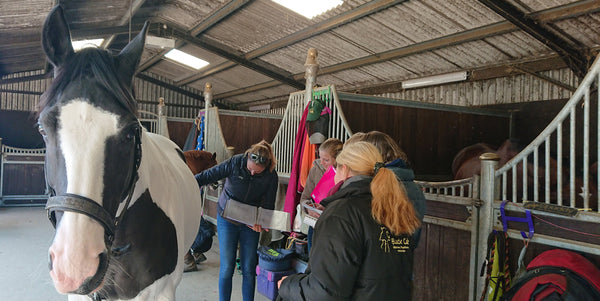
[475,152,500,301]
[203,83,212,151]
[157,97,169,138]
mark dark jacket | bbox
[386,159,426,245]
[278,176,416,301]
[195,154,278,216]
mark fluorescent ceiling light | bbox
[72,39,104,51]
[146,35,175,49]
[401,71,468,89]
[164,49,209,70]
[271,0,343,19]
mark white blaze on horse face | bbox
[59,100,119,198]
[48,100,119,294]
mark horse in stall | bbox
[183,150,217,175]
[453,139,597,210]
[38,6,203,300]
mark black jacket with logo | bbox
[278,176,416,301]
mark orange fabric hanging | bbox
[298,133,316,190]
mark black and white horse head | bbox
[38,5,202,300]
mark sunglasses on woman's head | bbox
[250,153,267,164]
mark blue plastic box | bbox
[256,265,296,300]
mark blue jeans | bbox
[217,214,260,301]
[191,216,215,253]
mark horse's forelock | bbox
[38,48,137,118]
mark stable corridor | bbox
[0,206,270,301]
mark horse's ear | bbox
[212,152,217,161]
[116,21,149,83]
[42,5,74,68]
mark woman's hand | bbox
[278,276,288,289]
[249,224,268,232]
[307,203,325,218]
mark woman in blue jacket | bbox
[195,140,278,301]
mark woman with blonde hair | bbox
[195,140,278,301]
[278,141,420,300]
[347,130,426,244]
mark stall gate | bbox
[413,177,481,301]
[0,141,46,206]
[415,55,600,301]
[272,85,353,178]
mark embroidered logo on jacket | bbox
[379,226,410,253]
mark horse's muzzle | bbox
[68,251,109,295]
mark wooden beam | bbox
[190,0,251,36]
[222,0,598,101]
[479,0,590,78]
[511,65,576,92]
[136,72,205,103]
[101,0,147,48]
[166,24,304,89]
[139,0,249,73]
[178,0,407,85]
[245,0,407,58]
[214,81,283,99]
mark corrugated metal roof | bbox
[1,0,600,110]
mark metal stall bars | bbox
[472,55,600,299]
[271,48,352,178]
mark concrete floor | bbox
[0,206,271,301]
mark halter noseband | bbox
[44,123,142,297]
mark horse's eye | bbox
[38,124,47,138]
[125,125,138,140]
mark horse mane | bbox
[37,47,137,117]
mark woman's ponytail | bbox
[371,167,420,236]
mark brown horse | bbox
[183,150,217,174]
[453,139,597,210]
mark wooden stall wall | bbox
[414,224,471,301]
[339,100,510,180]
[165,114,282,155]
[218,114,282,156]
[166,120,195,150]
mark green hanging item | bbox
[306,97,325,121]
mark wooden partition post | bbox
[304,48,319,107]
[475,152,500,300]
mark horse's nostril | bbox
[48,252,53,271]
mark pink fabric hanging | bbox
[283,104,310,225]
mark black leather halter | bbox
[44,123,142,296]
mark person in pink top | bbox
[298,138,343,250]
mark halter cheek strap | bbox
[46,194,116,241]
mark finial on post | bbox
[204,82,213,108]
[158,97,165,116]
[305,48,318,66]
